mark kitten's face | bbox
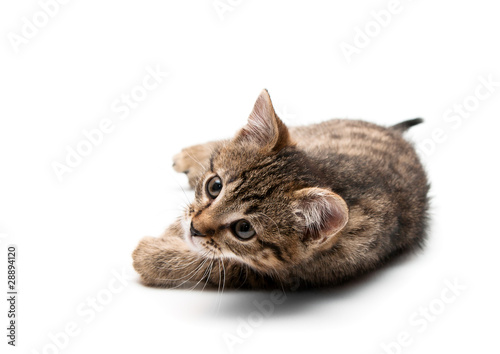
[182,145,306,271]
[181,89,349,272]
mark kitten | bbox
[132,90,429,290]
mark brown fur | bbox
[133,90,429,290]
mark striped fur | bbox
[133,90,429,289]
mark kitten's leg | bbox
[132,221,269,289]
[172,141,225,188]
[132,234,214,288]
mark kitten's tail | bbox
[390,118,424,133]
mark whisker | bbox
[155,250,209,271]
[235,263,250,290]
[189,255,213,291]
[216,252,227,315]
[201,254,215,292]
[271,268,286,294]
[165,257,211,289]
[189,260,208,291]
[153,253,210,284]
[166,169,192,206]
[214,258,222,314]
[184,150,206,170]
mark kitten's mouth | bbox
[181,217,228,258]
[181,218,199,252]
[185,234,197,250]
[181,218,217,255]
[188,235,224,258]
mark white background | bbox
[1,0,499,353]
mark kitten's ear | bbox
[293,188,349,246]
[233,89,294,152]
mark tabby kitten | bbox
[132,90,429,289]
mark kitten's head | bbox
[183,90,349,271]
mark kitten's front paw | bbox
[132,237,157,277]
[172,144,213,188]
[132,235,194,287]
[132,236,170,286]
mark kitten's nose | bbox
[190,222,206,237]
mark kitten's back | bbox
[288,119,429,283]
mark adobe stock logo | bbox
[339,0,415,64]
[51,64,169,182]
[417,74,499,157]
[31,267,132,354]
[380,278,466,354]
[212,0,243,21]
[223,292,286,353]
[7,0,71,54]
[223,279,300,353]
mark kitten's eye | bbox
[232,219,256,240]
[206,175,223,198]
